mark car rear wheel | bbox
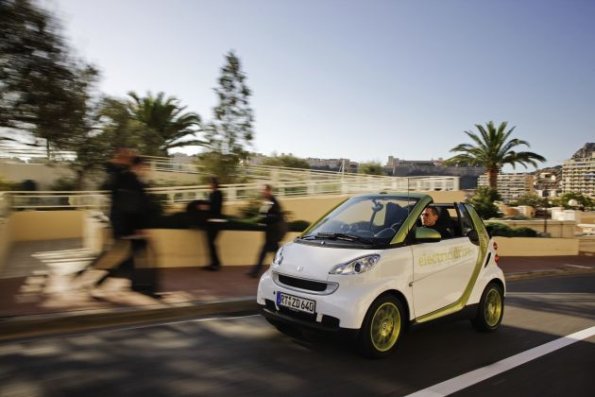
[472,282,504,332]
[358,295,405,358]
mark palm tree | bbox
[127,91,203,156]
[446,121,546,190]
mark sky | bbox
[47,0,595,169]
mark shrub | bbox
[0,178,20,191]
[486,222,540,237]
[510,227,538,237]
[467,187,501,220]
[49,177,77,191]
[486,222,513,237]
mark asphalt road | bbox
[1,275,594,397]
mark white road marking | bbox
[405,326,595,397]
[507,292,594,296]
[564,264,592,269]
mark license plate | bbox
[276,292,316,314]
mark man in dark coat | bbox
[203,177,224,271]
[247,184,287,278]
[73,155,158,297]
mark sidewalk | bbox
[1,239,594,341]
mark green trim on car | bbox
[390,194,433,245]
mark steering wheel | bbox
[374,228,395,239]
[390,222,403,230]
[339,223,353,233]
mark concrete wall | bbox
[578,236,595,255]
[9,210,84,241]
[147,229,301,267]
[0,218,12,273]
[0,162,75,190]
[494,237,579,256]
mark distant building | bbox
[306,158,358,173]
[385,156,484,189]
[533,166,562,199]
[561,143,595,198]
[478,173,535,203]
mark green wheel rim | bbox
[484,288,503,327]
[370,302,401,352]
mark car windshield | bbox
[301,195,418,247]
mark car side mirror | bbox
[415,227,441,243]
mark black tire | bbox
[472,282,504,332]
[358,295,405,358]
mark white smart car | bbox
[257,192,505,357]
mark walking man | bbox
[247,184,287,278]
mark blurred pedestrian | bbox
[203,177,224,271]
[73,156,158,298]
[247,184,287,278]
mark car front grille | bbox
[278,274,327,292]
[272,272,339,295]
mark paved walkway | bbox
[0,239,593,340]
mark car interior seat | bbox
[435,208,455,238]
[385,202,409,230]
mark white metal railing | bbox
[0,154,459,215]
[1,174,459,215]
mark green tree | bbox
[511,193,548,208]
[358,161,384,175]
[262,154,310,169]
[126,91,202,156]
[200,51,255,181]
[96,97,146,149]
[0,0,89,157]
[445,121,546,190]
[467,187,502,220]
[553,192,594,209]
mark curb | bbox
[0,297,259,343]
[504,267,595,281]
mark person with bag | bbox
[247,184,287,278]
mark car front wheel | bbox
[358,295,405,358]
[472,282,504,332]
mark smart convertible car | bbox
[257,192,505,358]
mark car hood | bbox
[272,241,380,281]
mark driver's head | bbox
[421,206,439,227]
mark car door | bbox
[411,205,479,317]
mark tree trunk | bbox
[487,168,499,190]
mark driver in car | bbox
[420,206,452,239]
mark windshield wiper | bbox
[307,232,375,245]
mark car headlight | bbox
[329,254,380,275]
[272,247,284,267]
